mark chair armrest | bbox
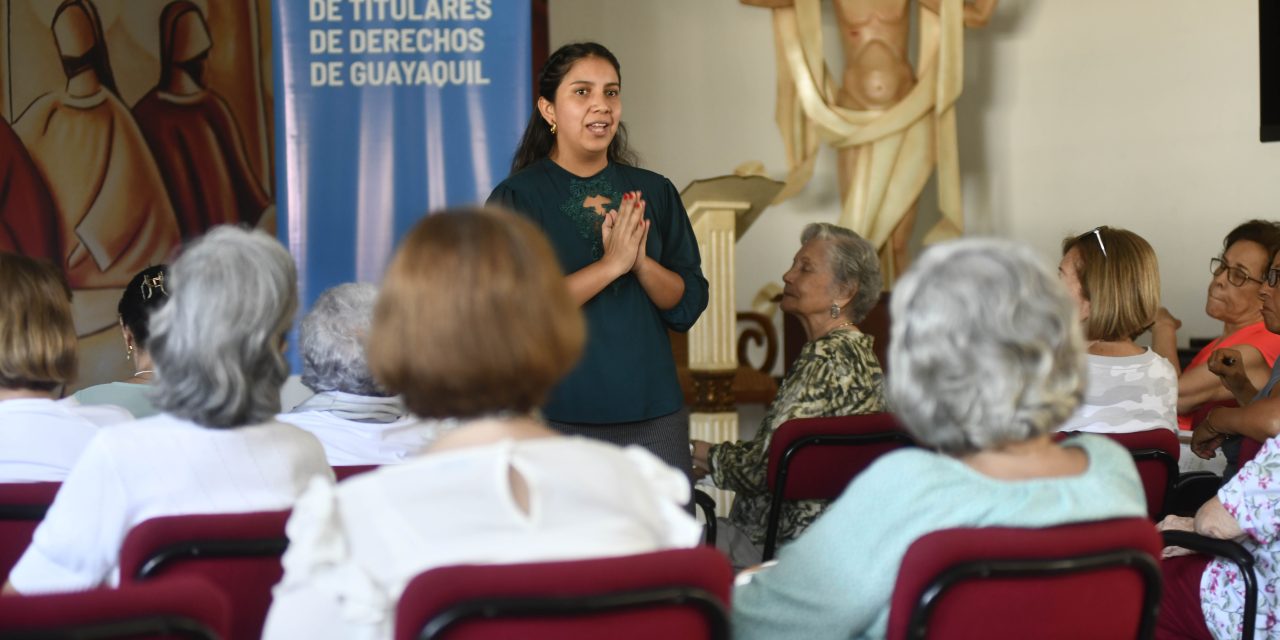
[1161,531,1257,640]
[1168,472,1222,518]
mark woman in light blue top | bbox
[731,239,1148,640]
[73,265,168,418]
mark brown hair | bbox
[368,207,584,419]
[1062,226,1161,341]
[1223,219,1280,266]
[0,253,77,391]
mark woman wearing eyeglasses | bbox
[70,265,170,418]
[1055,226,1177,434]
[1151,221,1280,436]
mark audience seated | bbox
[730,238,1146,640]
[0,253,130,483]
[2,226,331,595]
[1190,245,1280,469]
[1153,221,1280,433]
[262,207,701,640]
[71,265,170,419]
[1158,438,1280,638]
[1159,220,1280,477]
[277,282,434,465]
[1055,226,1177,434]
[690,223,886,569]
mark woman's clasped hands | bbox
[601,190,650,277]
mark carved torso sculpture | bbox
[745,0,994,280]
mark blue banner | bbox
[272,0,531,310]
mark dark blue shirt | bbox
[489,159,708,424]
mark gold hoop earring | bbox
[549,122,557,135]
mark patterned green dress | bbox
[709,329,885,548]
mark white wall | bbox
[550,0,1280,346]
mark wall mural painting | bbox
[0,0,275,390]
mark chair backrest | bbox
[1058,430,1179,520]
[763,413,913,559]
[886,517,1162,640]
[118,510,291,640]
[1102,429,1180,520]
[0,482,60,581]
[333,464,379,481]
[394,547,734,640]
[0,576,231,639]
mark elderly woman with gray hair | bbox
[691,222,887,568]
[730,238,1147,640]
[278,283,433,465]
[3,226,330,596]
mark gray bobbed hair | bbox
[888,238,1086,455]
[299,283,385,396]
[148,226,298,429]
[800,223,882,323]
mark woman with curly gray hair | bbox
[277,283,433,465]
[691,222,887,568]
[4,226,330,596]
[731,238,1148,640]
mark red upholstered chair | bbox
[1104,429,1180,520]
[0,482,60,581]
[763,413,914,559]
[333,465,379,481]
[886,518,1163,640]
[0,577,231,639]
[393,547,733,640]
[1056,430,1180,520]
[118,510,291,640]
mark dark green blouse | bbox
[488,159,708,424]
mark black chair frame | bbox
[1129,447,1179,519]
[134,538,289,579]
[5,616,219,640]
[692,489,717,545]
[1162,530,1258,640]
[417,586,730,640]
[904,550,1162,640]
[763,431,913,560]
[0,505,50,521]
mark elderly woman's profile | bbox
[730,238,1147,640]
[3,226,331,596]
[691,222,886,568]
[278,282,431,465]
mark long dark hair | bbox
[510,42,639,174]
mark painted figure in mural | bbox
[742,0,995,280]
[12,0,181,326]
[133,1,271,240]
[0,119,60,262]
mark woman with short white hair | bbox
[731,238,1147,640]
[691,222,886,568]
[278,283,434,465]
[4,226,330,596]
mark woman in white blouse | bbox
[0,252,130,483]
[3,227,331,595]
[262,207,701,640]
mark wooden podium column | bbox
[686,201,749,518]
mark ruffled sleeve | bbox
[264,477,390,640]
[622,446,703,548]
